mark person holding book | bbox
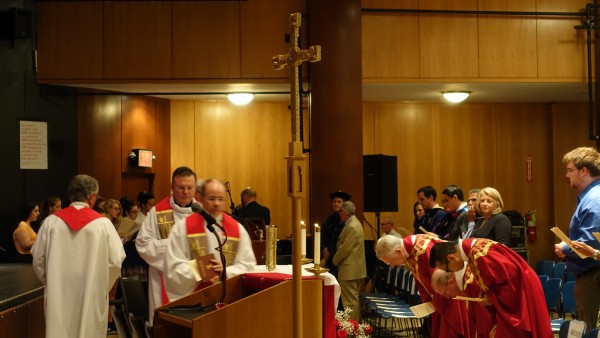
[164,178,256,302]
[554,146,600,332]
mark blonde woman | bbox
[471,187,511,246]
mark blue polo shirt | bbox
[564,178,600,275]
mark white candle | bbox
[314,223,320,265]
[300,221,306,256]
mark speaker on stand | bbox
[363,154,398,238]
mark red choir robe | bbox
[404,235,472,338]
[461,238,553,338]
[460,265,493,338]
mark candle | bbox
[300,221,306,257]
[314,223,320,266]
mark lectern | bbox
[154,275,323,338]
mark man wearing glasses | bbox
[555,146,600,332]
[380,217,401,237]
[429,239,552,338]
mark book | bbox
[550,227,587,259]
[196,253,218,281]
[409,302,435,318]
[117,218,141,238]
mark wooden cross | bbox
[273,13,321,144]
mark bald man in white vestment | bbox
[136,166,197,325]
[164,179,256,301]
[32,174,125,338]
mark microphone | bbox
[191,203,217,233]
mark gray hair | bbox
[382,217,394,225]
[198,178,224,196]
[375,235,404,259]
[68,174,99,203]
[340,201,356,216]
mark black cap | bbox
[329,190,351,201]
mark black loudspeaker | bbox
[363,154,398,212]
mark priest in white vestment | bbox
[136,166,198,325]
[164,179,256,301]
[32,174,125,338]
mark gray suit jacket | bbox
[333,215,367,281]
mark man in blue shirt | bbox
[555,146,600,332]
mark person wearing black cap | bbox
[321,190,351,280]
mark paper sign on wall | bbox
[20,120,47,170]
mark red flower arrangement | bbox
[334,308,372,338]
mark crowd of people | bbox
[14,145,600,338]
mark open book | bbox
[550,227,586,259]
[117,217,141,238]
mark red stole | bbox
[54,205,103,232]
[155,196,174,306]
[185,213,241,292]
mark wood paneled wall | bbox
[170,101,310,239]
[78,96,171,202]
[0,297,44,338]
[36,0,306,81]
[362,0,590,80]
[173,100,593,263]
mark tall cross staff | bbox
[273,12,321,338]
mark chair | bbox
[544,277,562,316]
[543,260,556,276]
[120,276,149,322]
[587,328,600,338]
[553,262,567,280]
[536,260,547,275]
[111,305,133,338]
[561,281,577,319]
[559,319,586,338]
[539,274,549,289]
[129,313,147,338]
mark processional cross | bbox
[272,12,321,338]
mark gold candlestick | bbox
[305,262,329,276]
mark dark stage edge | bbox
[0,264,44,312]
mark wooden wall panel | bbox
[239,0,306,79]
[121,96,156,200]
[154,99,172,199]
[493,104,553,265]
[362,14,420,79]
[172,2,241,79]
[0,297,44,338]
[551,104,596,240]
[434,103,495,189]
[362,0,418,9]
[537,0,590,79]
[36,1,103,80]
[103,1,172,79]
[169,101,306,239]
[478,0,538,78]
[78,96,122,200]
[121,97,156,173]
[418,0,479,78]
[170,101,195,171]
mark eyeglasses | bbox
[566,167,580,174]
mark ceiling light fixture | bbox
[227,93,254,105]
[441,91,471,103]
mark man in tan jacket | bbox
[333,201,367,321]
